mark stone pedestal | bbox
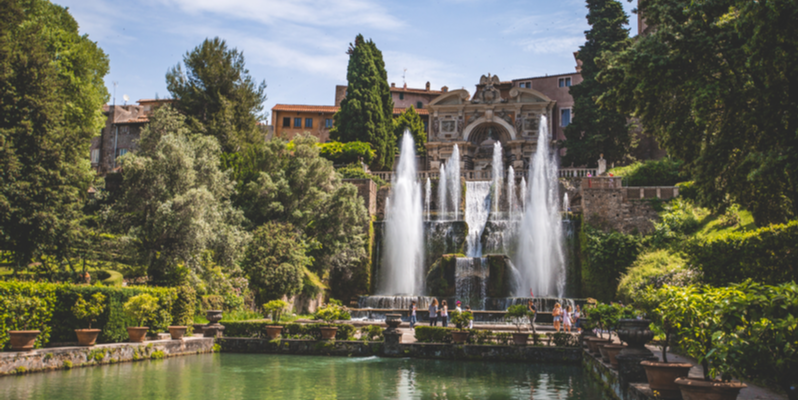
[616,319,656,388]
[382,313,403,356]
[204,310,225,338]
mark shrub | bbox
[675,181,698,202]
[0,281,57,350]
[359,325,384,341]
[609,158,687,187]
[172,286,196,332]
[449,310,473,331]
[72,293,107,330]
[550,332,579,347]
[686,220,797,286]
[123,294,159,327]
[414,326,455,343]
[505,305,532,333]
[650,199,701,246]
[617,250,694,303]
[317,141,375,165]
[242,222,310,304]
[201,295,224,311]
[336,163,386,187]
[313,302,351,323]
[262,300,289,323]
[580,226,643,302]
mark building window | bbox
[90,149,100,164]
[565,77,572,87]
[416,101,423,109]
[519,83,525,88]
[399,92,404,100]
[558,78,564,87]
[294,118,302,128]
[325,118,333,129]
[116,148,128,157]
[560,108,572,127]
[305,118,313,128]
[282,117,291,127]
[526,82,531,89]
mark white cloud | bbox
[382,51,466,92]
[518,36,584,55]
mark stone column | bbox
[382,313,403,356]
[203,310,225,338]
[615,319,657,388]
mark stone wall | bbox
[342,178,377,216]
[0,337,213,376]
[580,177,675,234]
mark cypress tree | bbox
[393,106,426,155]
[561,0,631,167]
[331,34,394,170]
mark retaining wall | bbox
[582,349,655,400]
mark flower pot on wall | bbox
[674,377,746,400]
[320,326,338,340]
[603,344,625,369]
[265,326,283,340]
[75,329,101,346]
[127,327,149,343]
[9,330,40,351]
[168,326,187,340]
[598,343,611,363]
[451,331,469,344]
[640,361,693,399]
[512,333,529,346]
[586,337,611,356]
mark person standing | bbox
[563,305,573,333]
[552,303,562,332]
[409,301,417,330]
[441,300,449,327]
[465,305,473,329]
[527,299,537,333]
[429,299,439,326]
[573,305,582,333]
[455,301,462,313]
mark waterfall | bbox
[563,192,569,212]
[455,257,489,310]
[514,116,566,297]
[464,181,492,257]
[425,178,431,221]
[520,177,527,211]
[447,145,461,221]
[380,130,424,295]
[508,166,518,215]
[491,142,503,213]
[438,163,447,221]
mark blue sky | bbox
[58,0,638,121]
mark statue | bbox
[472,73,503,104]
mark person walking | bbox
[563,305,573,333]
[573,305,582,333]
[429,299,439,326]
[441,300,449,327]
[409,301,417,330]
[465,305,473,329]
[552,303,562,332]
[527,299,537,333]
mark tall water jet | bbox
[464,181,492,257]
[508,166,518,215]
[424,178,431,221]
[380,131,424,295]
[447,145,461,221]
[438,163,447,220]
[515,116,566,297]
[563,193,569,212]
[491,142,503,213]
[520,178,527,211]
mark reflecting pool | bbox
[1,353,610,400]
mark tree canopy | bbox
[241,221,310,303]
[393,106,426,155]
[0,0,109,273]
[561,0,632,167]
[166,37,267,153]
[330,34,395,170]
[598,0,797,225]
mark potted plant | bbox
[5,294,44,351]
[314,301,349,340]
[505,305,532,346]
[449,310,473,344]
[664,285,747,399]
[72,293,107,346]
[585,304,615,356]
[636,286,692,399]
[263,300,289,339]
[123,293,159,343]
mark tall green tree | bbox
[330,34,395,170]
[561,0,632,167]
[598,0,797,225]
[0,0,109,275]
[166,37,267,153]
[241,221,310,303]
[111,107,247,285]
[393,106,426,155]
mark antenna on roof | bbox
[113,81,118,106]
[123,94,129,105]
[403,68,407,85]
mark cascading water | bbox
[508,166,518,215]
[455,257,489,309]
[563,192,569,212]
[380,130,424,295]
[438,164,447,220]
[425,178,431,221]
[491,142,503,213]
[447,145,461,221]
[464,181,492,257]
[520,178,527,211]
[515,116,566,297]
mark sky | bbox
[58,0,638,122]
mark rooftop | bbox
[272,104,429,116]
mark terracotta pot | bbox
[127,327,149,343]
[674,377,747,400]
[641,361,693,399]
[451,331,469,344]
[586,337,611,356]
[603,344,625,369]
[512,332,529,346]
[9,330,40,351]
[75,329,101,346]
[320,326,338,340]
[598,343,611,363]
[168,326,187,340]
[265,325,283,340]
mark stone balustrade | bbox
[372,167,597,182]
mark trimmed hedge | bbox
[222,320,357,341]
[0,281,57,349]
[1,282,193,349]
[687,221,797,286]
[608,158,687,187]
[414,326,455,343]
[317,141,375,165]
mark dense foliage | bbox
[241,222,310,303]
[330,34,395,170]
[72,293,107,330]
[561,0,632,167]
[584,303,636,339]
[607,159,687,187]
[221,320,356,341]
[312,301,351,322]
[414,326,455,343]
[686,220,797,286]
[315,141,374,165]
[123,293,159,327]
[0,0,109,275]
[111,107,247,286]
[393,106,426,155]
[580,225,642,301]
[616,249,693,303]
[598,0,797,226]
[336,163,386,187]
[166,37,267,152]
[262,300,289,322]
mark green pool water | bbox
[1,353,610,399]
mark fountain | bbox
[446,145,461,221]
[508,166,518,215]
[424,178,431,221]
[437,163,447,220]
[491,142,503,213]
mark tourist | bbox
[441,300,449,327]
[465,305,473,329]
[573,305,582,333]
[563,306,573,333]
[429,299,439,326]
[409,301,417,330]
[527,299,537,333]
[552,303,562,332]
[455,301,462,313]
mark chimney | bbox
[391,82,395,88]
[441,86,448,93]
[425,81,430,91]
[403,82,407,89]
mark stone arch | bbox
[462,116,517,142]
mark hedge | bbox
[222,320,357,341]
[317,141,375,165]
[1,282,194,349]
[414,326,455,343]
[608,158,687,187]
[580,226,643,302]
[687,221,797,286]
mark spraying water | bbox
[491,142,503,213]
[464,181,492,257]
[563,193,569,213]
[508,166,518,215]
[438,164,447,220]
[447,145,461,221]
[424,178,431,221]
[380,130,424,295]
[520,178,527,211]
[515,116,566,297]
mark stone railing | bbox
[558,168,598,178]
[625,186,680,200]
[372,168,596,182]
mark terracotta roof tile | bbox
[390,87,443,95]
